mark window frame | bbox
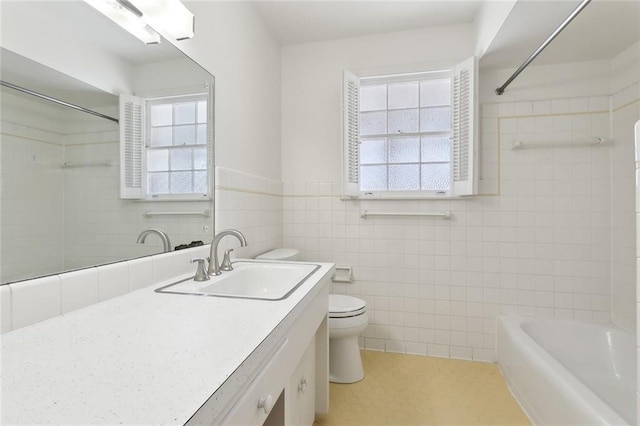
[143,93,211,201]
[119,84,213,202]
[342,57,477,200]
[358,70,454,197]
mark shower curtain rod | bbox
[495,0,592,95]
[0,80,119,123]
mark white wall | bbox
[282,24,475,184]
[173,2,283,252]
[180,1,282,182]
[279,25,632,360]
[0,1,134,95]
[609,43,640,333]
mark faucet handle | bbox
[220,249,234,271]
[191,258,210,281]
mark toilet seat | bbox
[329,294,366,318]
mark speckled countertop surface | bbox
[1,261,333,425]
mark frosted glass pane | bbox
[421,136,451,162]
[420,79,451,107]
[194,147,207,169]
[360,111,387,135]
[170,171,192,193]
[360,165,387,191]
[197,101,207,123]
[388,82,418,109]
[421,163,451,190]
[388,109,419,133]
[361,138,387,164]
[196,124,207,144]
[194,171,208,193]
[389,165,419,190]
[420,107,451,132]
[150,104,172,126]
[147,149,169,171]
[389,136,419,163]
[150,127,172,147]
[170,148,192,171]
[173,125,196,146]
[174,102,196,125]
[148,172,169,194]
[360,85,387,112]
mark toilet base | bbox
[329,334,364,383]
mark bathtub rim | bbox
[497,315,632,426]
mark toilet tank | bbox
[255,248,300,261]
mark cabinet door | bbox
[286,339,316,426]
[222,339,288,425]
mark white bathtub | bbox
[497,316,636,425]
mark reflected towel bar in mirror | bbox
[144,210,211,217]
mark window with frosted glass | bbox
[146,95,208,196]
[359,77,451,192]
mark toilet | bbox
[256,249,369,384]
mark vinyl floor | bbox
[314,350,530,426]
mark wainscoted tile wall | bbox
[1,120,65,282]
[214,167,283,259]
[0,245,209,333]
[283,95,614,362]
[63,137,213,271]
[611,81,640,331]
[1,94,213,283]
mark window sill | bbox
[136,195,212,202]
[341,193,472,201]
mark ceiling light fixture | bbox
[84,0,161,45]
[126,0,195,41]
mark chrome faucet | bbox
[136,229,172,253]
[208,229,248,276]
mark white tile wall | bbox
[11,276,61,329]
[0,121,65,283]
[60,268,99,314]
[97,262,129,301]
[1,94,214,283]
[3,246,207,333]
[214,167,283,259]
[63,139,213,271]
[283,95,613,362]
[1,285,12,333]
[612,81,640,331]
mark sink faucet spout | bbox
[208,229,248,276]
[137,229,172,253]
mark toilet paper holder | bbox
[332,266,352,283]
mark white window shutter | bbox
[451,56,478,196]
[119,94,144,199]
[343,70,360,197]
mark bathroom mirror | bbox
[0,1,215,284]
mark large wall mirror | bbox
[0,1,215,284]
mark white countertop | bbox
[1,261,334,425]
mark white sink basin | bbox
[156,261,320,300]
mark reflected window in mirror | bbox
[120,88,212,201]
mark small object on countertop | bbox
[174,240,205,251]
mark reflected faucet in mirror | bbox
[208,229,248,276]
[137,229,172,253]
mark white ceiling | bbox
[252,1,483,46]
[481,0,640,69]
[252,0,640,68]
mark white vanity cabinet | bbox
[215,277,329,426]
[286,339,316,425]
[1,261,334,425]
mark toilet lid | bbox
[329,294,366,318]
